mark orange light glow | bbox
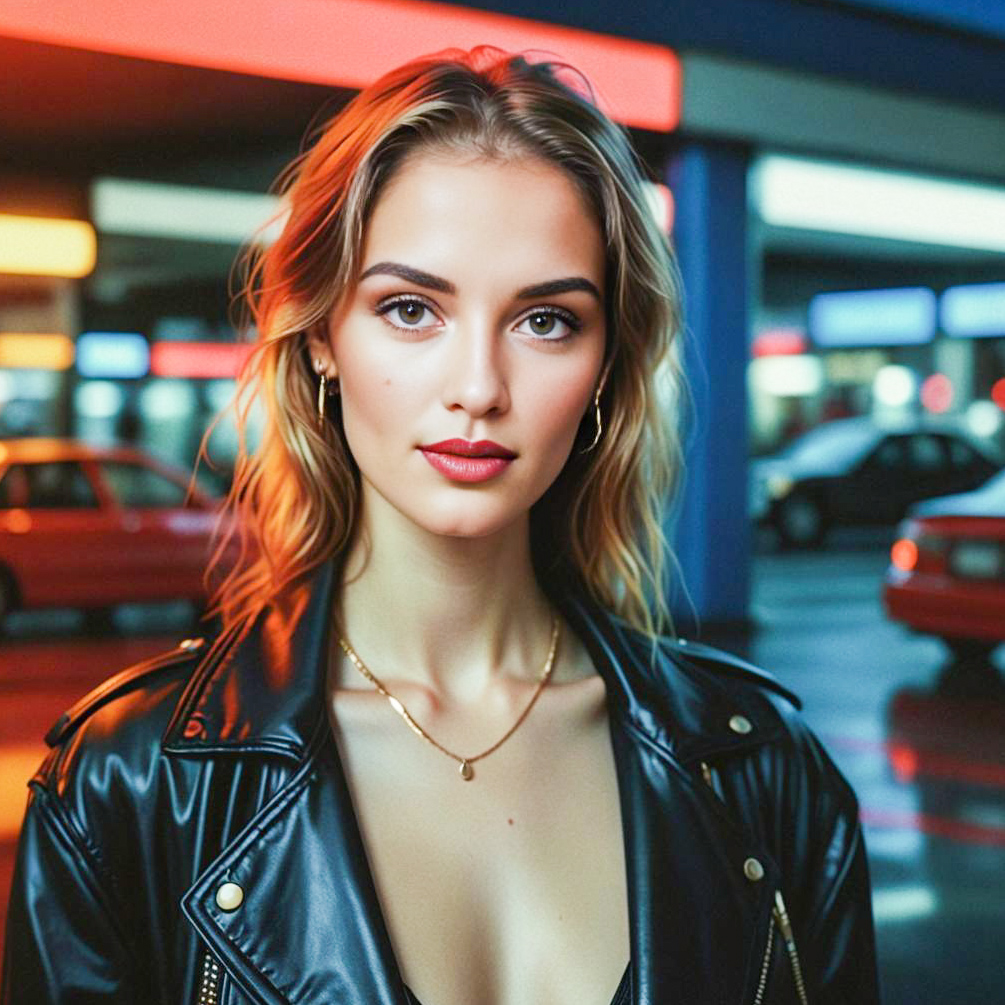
[0,214,96,278]
[0,333,75,370]
[890,538,919,573]
[0,0,681,131]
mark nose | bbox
[440,320,510,418]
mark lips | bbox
[421,438,517,459]
[419,444,515,484]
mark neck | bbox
[335,494,557,705]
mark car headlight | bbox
[766,474,794,499]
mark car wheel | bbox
[774,492,827,547]
[943,637,997,662]
[83,606,117,635]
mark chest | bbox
[329,679,631,1005]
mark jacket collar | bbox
[163,560,782,767]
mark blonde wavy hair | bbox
[202,46,684,651]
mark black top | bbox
[404,961,632,1005]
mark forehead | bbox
[361,152,605,288]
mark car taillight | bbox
[891,521,947,574]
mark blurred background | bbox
[1,1,1004,1001]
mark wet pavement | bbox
[0,545,1002,1002]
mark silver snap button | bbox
[729,714,752,735]
[678,638,688,646]
[215,882,244,911]
[743,857,765,882]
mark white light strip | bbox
[754,156,1005,253]
[871,885,938,925]
[92,178,286,244]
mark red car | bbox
[0,439,231,627]
[883,469,1005,658]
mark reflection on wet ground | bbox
[730,532,1005,1005]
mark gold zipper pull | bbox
[773,889,795,940]
[772,889,809,1005]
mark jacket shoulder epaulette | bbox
[44,637,208,748]
[664,637,802,710]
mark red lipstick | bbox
[419,439,516,483]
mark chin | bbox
[419,511,519,540]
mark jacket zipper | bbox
[699,762,809,1005]
[750,894,809,1005]
[773,890,809,1005]
[196,951,221,1004]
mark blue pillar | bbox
[666,141,751,627]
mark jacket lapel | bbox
[181,719,409,1004]
[563,596,783,1005]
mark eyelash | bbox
[374,295,583,341]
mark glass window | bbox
[20,462,99,509]
[869,437,906,470]
[948,438,978,469]
[0,466,29,508]
[908,434,947,471]
[100,462,188,508]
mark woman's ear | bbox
[304,321,336,376]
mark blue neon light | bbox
[76,332,150,378]
[941,283,1005,339]
[809,287,936,347]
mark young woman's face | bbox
[318,152,607,540]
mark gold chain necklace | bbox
[336,613,560,781]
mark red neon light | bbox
[0,0,680,131]
[150,342,253,379]
[752,328,808,358]
[992,377,1005,411]
[920,372,953,414]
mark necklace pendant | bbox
[459,760,474,781]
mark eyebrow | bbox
[358,261,602,303]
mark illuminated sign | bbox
[93,180,284,244]
[0,0,680,131]
[941,282,1005,338]
[809,288,936,347]
[752,327,807,358]
[0,333,75,370]
[755,156,1005,254]
[0,214,96,278]
[76,332,150,378]
[150,342,254,379]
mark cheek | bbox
[336,349,413,454]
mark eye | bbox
[515,307,582,341]
[376,297,439,331]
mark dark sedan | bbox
[751,418,1001,547]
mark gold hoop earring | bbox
[581,386,603,454]
[317,373,328,428]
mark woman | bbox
[2,48,879,1004]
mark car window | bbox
[867,437,906,470]
[947,438,978,469]
[100,461,188,508]
[907,434,947,471]
[8,462,100,509]
[0,466,29,508]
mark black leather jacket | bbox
[2,561,880,1004]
